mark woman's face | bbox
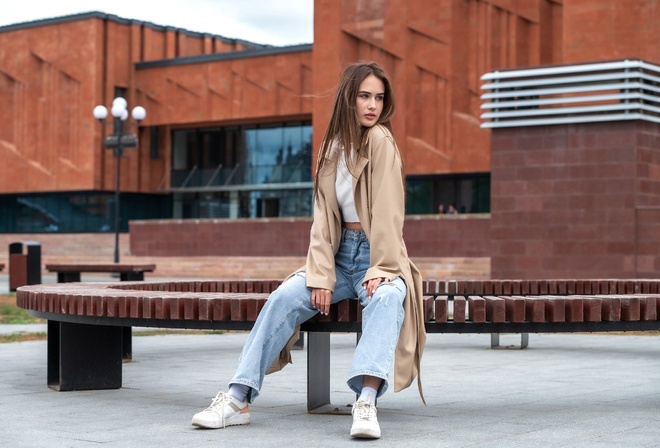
[355,74,385,128]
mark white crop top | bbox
[335,152,360,223]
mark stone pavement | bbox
[1,329,659,447]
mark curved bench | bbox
[16,278,660,414]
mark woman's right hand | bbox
[311,288,332,316]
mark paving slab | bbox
[1,330,659,447]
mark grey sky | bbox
[0,0,314,46]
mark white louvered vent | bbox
[480,59,660,128]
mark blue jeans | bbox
[230,228,406,402]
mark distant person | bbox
[438,204,445,214]
[191,61,426,440]
[447,204,458,214]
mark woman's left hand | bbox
[363,277,389,299]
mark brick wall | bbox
[636,207,660,277]
[129,218,313,257]
[0,215,491,280]
[490,121,660,279]
[128,215,491,258]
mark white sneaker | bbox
[350,400,381,439]
[191,391,250,429]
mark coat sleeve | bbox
[305,171,337,292]
[364,129,406,283]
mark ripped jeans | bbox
[230,228,406,402]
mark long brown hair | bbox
[314,61,396,201]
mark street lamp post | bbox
[93,98,146,263]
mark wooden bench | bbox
[45,263,156,283]
[15,278,660,414]
[46,262,157,361]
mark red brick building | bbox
[1,0,659,279]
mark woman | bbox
[192,61,426,439]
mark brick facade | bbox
[3,2,659,195]
[312,0,564,177]
[3,2,660,281]
[0,14,307,195]
[0,1,571,196]
[490,121,660,279]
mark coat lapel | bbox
[319,153,341,225]
[352,154,370,232]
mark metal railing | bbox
[480,59,660,128]
[170,162,312,192]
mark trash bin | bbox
[9,241,41,291]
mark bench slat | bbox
[583,297,602,322]
[500,296,526,322]
[522,296,545,323]
[212,298,231,321]
[600,296,622,321]
[434,297,448,323]
[468,296,486,323]
[641,296,657,321]
[621,297,641,321]
[565,297,584,322]
[453,297,466,323]
[481,296,505,323]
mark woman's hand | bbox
[363,277,390,299]
[311,288,332,316]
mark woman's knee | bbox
[268,275,312,310]
[364,279,405,307]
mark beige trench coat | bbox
[268,125,426,401]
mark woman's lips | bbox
[365,114,376,120]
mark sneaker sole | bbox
[350,425,381,439]
[191,413,250,429]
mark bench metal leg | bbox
[47,320,123,391]
[119,272,145,281]
[57,272,81,283]
[122,327,132,361]
[307,332,351,415]
[292,331,304,350]
[491,333,529,349]
[55,272,134,361]
[117,273,144,360]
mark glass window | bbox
[172,121,312,188]
[170,121,313,219]
[244,126,259,184]
[406,173,490,215]
[0,192,170,233]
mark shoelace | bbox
[353,401,377,421]
[206,391,232,427]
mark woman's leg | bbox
[230,272,317,402]
[347,277,405,439]
[346,276,406,397]
[192,269,356,429]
